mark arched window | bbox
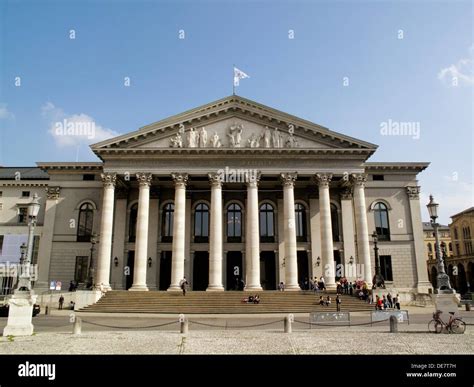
[260,203,275,243]
[295,203,307,242]
[427,243,433,259]
[227,203,242,242]
[373,202,390,241]
[77,203,94,242]
[128,203,138,242]
[449,242,453,252]
[194,203,209,243]
[162,203,174,242]
[330,204,340,242]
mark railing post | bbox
[73,317,82,335]
[179,313,188,334]
[389,315,398,333]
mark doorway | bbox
[193,252,209,290]
[333,250,342,281]
[159,251,172,290]
[226,251,243,290]
[125,251,135,290]
[260,251,276,290]
[297,251,309,289]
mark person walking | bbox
[394,294,401,310]
[179,277,189,296]
[336,294,342,312]
[58,295,64,310]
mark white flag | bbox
[234,67,250,87]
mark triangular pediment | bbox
[91,95,377,156]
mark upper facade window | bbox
[259,203,275,243]
[194,203,209,243]
[373,202,390,241]
[227,203,242,243]
[162,203,174,242]
[18,207,28,224]
[77,203,94,242]
[295,203,307,242]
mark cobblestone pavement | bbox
[0,318,472,354]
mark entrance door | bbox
[193,252,209,290]
[159,251,172,290]
[297,251,309,289]
[260,251,276,290]
[125,251,135,290]
[226,251,243,290]
[334,250,342,281]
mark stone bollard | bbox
[73,317,82,335]
[284,315,293,334]
[466,303,471,312]
[179,314,188,334]
[389,315,398,333]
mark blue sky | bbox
[0,0,472,223]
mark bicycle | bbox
[428,310,466,334]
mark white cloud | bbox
[0,103,14,119]
[438,45,474,86]
[421,177,474,224]
[42,102,119,147]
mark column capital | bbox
[314,173,333,187]
[101,173,117,188]
[208,172,223,187]
[406,186,421,199]
[351,173,368,187]
[245,171,261,188]
[340,187,353,200]
[45,186,61,200]
[171,172,189,187]
[136,173,153,187]
[280,172,297,188]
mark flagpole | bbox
[232,64,235,95]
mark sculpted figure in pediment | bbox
[228,123,243,147]
[187,127,198,148]
[199,127,208,147]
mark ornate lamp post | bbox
[372,231,385,288]
[17,194,41,291]
[87,233,98,289]
[3,194,40,337]
[426,195,454,294]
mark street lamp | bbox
[87,233,98,289]
[371,231,385,288]
[16,194,40,291]
[426,195,454,294]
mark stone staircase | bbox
[80,290,374,314]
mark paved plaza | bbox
[1,309,473,355]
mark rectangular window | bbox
[18,207,28,223]
[21,191,30,198]
[0,235,3,255]
[0,191,2,197]
[75,256,89,283]
[31,236,40,265]
[380,255,393,281]
[456,243,460,256]
[83,174,95,181]
[1,276,14,296]
[372,174,385,181]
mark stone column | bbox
[245,172,262,291]
[309,196,321,280]
[36,187,61,289]
[340,188,357,281]
[315,174,336,289]
[168,173,188,291]
[207,173,224,291]
[110,189,128,290]
[281,172,299,290]
[352,174,372,285]
[130,173,152,291]
[407,186,432,294]
[95,173,116,290]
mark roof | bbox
[0,167,49,180]
[365,162,430,173]
[422,222,450,231]
[450,207,474,219]
[90,94,379,152]
[36,162,103,172]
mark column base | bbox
[206,286,224,291]
[416,281,433,294]
[325,283,337,290]
[94,284,111,292]
[244,286,263,291]
[284,284,301,291]
[129,285,149,291]
[167,286,182,292]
